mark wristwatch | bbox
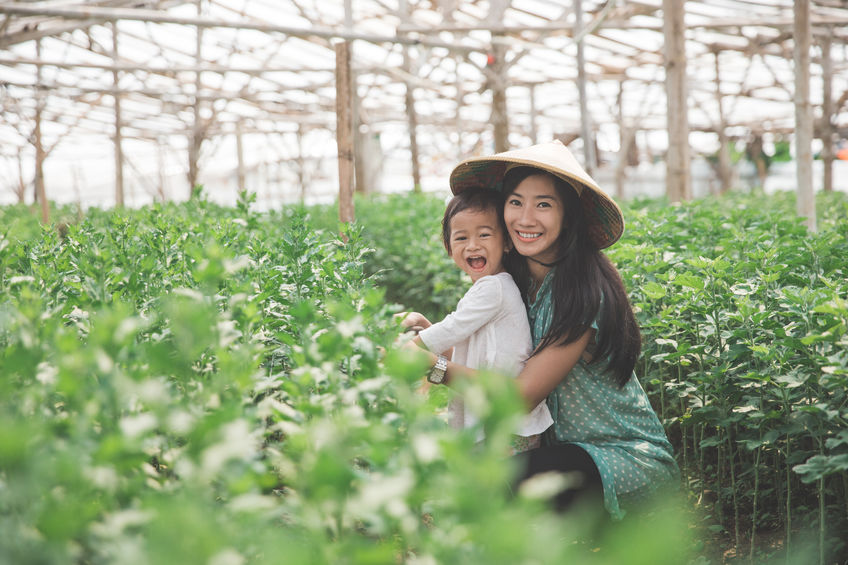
[427,354,448,384]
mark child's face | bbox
[447,207,510,282]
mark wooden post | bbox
[400,0,421,192]
[490,41,509,153]
[297,123,307,203]
[336,40,355,224]
[235,124,245,192]
[615,80,635,200]
[714,49,732,193]
[34,38,49,223]
[794,0,816,231]
[455,69,464,153]
[575,0,596,176]
[112,22,125,207]
[662,0,692,203]
[188,0,203,196]
[16,147,26,203]
[528,84,538,144]
[405,75,422,192]
[157,137,167,201]
[820,33,834,193]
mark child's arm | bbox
[413,328,595,412]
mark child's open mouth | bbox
[467,256,486,270]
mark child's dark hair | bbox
[502,166,641,388]
[441,187,508,253]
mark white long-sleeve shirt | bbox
[419,272,553,436]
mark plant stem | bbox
[728,424,741,553]
[818,475,825,565]
[785,440,792,565]
[749,446,760,564]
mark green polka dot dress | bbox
[528,271,679,519]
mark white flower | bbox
[120,413,157,439]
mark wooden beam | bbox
[794,0,816,231]
[0,2,478,54]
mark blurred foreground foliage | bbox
[2,195,691,565]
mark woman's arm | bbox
[515,329,594,408]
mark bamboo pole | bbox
[794,0,816,232]
[820,33,834,193]
[336,40,355,224]
[112,22,125,207]
[662,0,692,203]
[575,0,596,176]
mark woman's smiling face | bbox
[503,173,565,265]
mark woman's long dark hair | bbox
[502,166,640,388]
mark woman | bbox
[403,140,678,520]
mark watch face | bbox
[428,369,445,384]
[428,356,447,384]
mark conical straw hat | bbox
[449,139,624,249]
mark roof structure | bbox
[1,0,847,211]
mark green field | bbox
[2,189,847,564]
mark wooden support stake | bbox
[336,40,355,224]
[794,0,816,231]
[662,0,692,202]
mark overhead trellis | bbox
[1,0,847,226]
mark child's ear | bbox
[504,239,512,254]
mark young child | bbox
[402,187,552,453]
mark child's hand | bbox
[396,311,432,332]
